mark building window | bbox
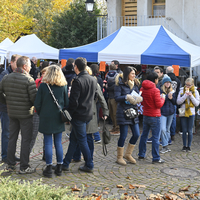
[153,0,165,16]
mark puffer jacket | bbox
[114,74,140,125]
[0,68,37,118]
[106,70,118,99]
[141,80,165,117]
[177,87,200,116]
[159,88,176,116]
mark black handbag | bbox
[46,84,72,122]
[102,119,111,156]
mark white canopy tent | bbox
[7,34,59,60]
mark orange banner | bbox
[99,61,106,72]
[172,65,179,76]
[61,59,67,68]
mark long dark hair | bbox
[122,66,136,84]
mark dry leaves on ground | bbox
[71,185,81,191]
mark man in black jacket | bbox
[166,66,181,141]
[63,57,97,173]
[30,57,38,80]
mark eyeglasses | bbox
[185,84,192,87]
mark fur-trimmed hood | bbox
[115,73,140,89]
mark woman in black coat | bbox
[114,66,143,166]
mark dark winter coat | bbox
[34,83,69,134]
[141,80,165,117]
[0,65,13,112]
[0,68,37,118]
[106,70,118,99]
[159,88,176,116]
[68,70,97,122]
[62,66,76,89]
[114,75,140,125]
[30,61,38,80]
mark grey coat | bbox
[86,83,109,133]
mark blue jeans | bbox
[170,105,177,136]
[0,112,10,160]
[138,116,161,161]
[43,132,63,165]
[73,134,94,161]
[160,114,174,147]
[181,115,195,147]
[93,131,101,141]
[118,124,140,147]
[63,119,93,169]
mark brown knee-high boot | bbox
[116,147,127,165]
[124,143,136,164]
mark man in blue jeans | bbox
[63,57,97,173]
[0,54,20,163]
[138,72,165,163]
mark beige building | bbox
[104,0,200,46]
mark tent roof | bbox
[7,34,59,60]
[0,38,14,50]
[59,25,200,67]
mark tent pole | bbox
[190,67,192,78]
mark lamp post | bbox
[85,0,95,12]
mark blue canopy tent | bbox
[59,25,200,69]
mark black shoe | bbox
[43,165,52,178]
[1,158,8,164]
[62,164,69,171]
[152,159,165,164]
[52,164,56,170]
[54,164,62,176]
[79,165,93,173]
[138,156,145,160]
[186,147,191,152]
[71,159,81,163]
[15,156,20,162]
[182,146,187,152]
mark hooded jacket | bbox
[141,80,165,117]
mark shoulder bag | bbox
[102,119,111,156]
[46,84,72,122]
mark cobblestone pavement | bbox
[1,120,200,199]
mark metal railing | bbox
[97,15,194,44]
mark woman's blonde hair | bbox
[161,83,172,94]
[42,65,67,86]
[185,78,194,85]
[85,66,92,75]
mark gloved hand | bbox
[126,94,143,105]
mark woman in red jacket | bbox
[138,72,165,163]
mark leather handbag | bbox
[102,119,111,156]
[124,108,138,120]
[46,84,71,122]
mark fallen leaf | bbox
[189,194,195,198]
[179,185,190,192]
[117,184,123,188]
[71,185,81,191]
[194,193,200,196]
[85,184,89,187]
[96,195,102,200]
[131,184,146,188]
[124,192,128,195]
[129,184,135,189]
[169,190,176,195]
[103,191,108,195]
[177,192,186,198]
[91,193,99,197]
[110,171,113,174]
[126,176,132,180]
[104,187,109,190]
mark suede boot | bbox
[124,143,136,164]
[43,165,52,178]
[116,147,127,165]
[54,164,62,176]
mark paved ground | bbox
[1,120,200,199]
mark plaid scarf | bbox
[14,67,30,76]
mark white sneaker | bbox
[19,166,36,174]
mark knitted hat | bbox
[162,74,172,85]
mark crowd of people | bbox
[0,55,199,178]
